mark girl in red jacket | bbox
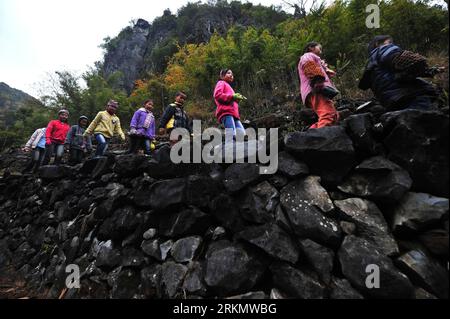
[42,109,71,165]
[213,69,247,143]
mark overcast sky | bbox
[0,0,294,97]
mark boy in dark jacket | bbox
[65,115,92,165]
[42,109,71,165]
[158,92,192,142]
[359,35,444,110]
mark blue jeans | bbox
[222,116,245,144]
[406,95,435,110]
[95,134,110,156]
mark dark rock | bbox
[237,223,299,264]
[268,174,289,190]
[143,228,157,240]
[97,206,141,241]
[148,178,187,211]
[415,288,438,299]
[419,230,449,258]
[171,236,203,263]
[39,165,74,180]
[340,221,356,235]
[209,194,247,233]
[110,268,141,299]
[186,175,221,208]
[334,198,399,256]
[338,236,414,298]
[280,177,342,247]
[392,192,449,234]
[330,277,364,299]
[160,207,212,237]
[396,250,449,299]
[113,154,149,177]
[121,247,145,267]
[96,240,122,269]
[298,239,334,284]
[338,156,412,203]
[141,265,162,298]
[227,291,267,299]
[343,113,381,157]
[380,110,449,197]
[204,241,266,296]
[161,261,189,298]
[270,288,288,299]
[284,126,356,185]
[277,151,309,178]
[141,239,172,262]
[237,181,279,224]
[270,262,327,299]
[182,262,207,296]
[223,163,263,193]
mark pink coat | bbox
[298,52,334,104]
[214,80,240,122]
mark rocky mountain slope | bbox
[0,82,40,127]
[101,2,289,93]
[0,108,448,299]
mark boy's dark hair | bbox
[175,91,187,98]
[368,35,393,54]
[143,99,153,106]
[303,41,320,54]
[220,69,231,79]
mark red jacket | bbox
[46,120,70,145]
[214,80,240,123]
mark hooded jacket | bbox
[359,43,436,109]
[65,117,92,150]
[213,80,240,122]
[25,128,46,149]
[159,103,191,133]
[45,120,70,145]
[130,107,156,139]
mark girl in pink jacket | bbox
[213,69,247,141]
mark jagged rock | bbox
[338,156,412,203]
[39,165,75,180]
[160,261,189,298]
[182,262,208,296]
[171,236,203,263]
[237,223,299,264]
[209,194,247,233]
[226,291,267,299]
[143,228,157,240]
[270,262,327,299]
[340,221,356,235]
[415,288,438,299]
[280,177,342,247]
[223,163,263,193]
[274,205,292,232]
[141,239,163,261]
[110,268,141,299]
[186,175,221,208]
[97,206,141,241]
[204,241,266,296]
[211,227,227,241]
[159,207,212,237]
[396,250,449,299]
[343,113,381,157]
[391,192,449,234]
[96,240,122,269]
[270,288,288,299]
[277,151,309,178]
[148,178,187,211]
[330,278,364,299]
[268,174,289,189]
[334,198,399,256]
[419,230,449,258]
[113,154,149,177]
[121,247,145,267]
[380,110,449,197]
[141,265,162,298]
[298,239,334,284]
[284,126,356,185]
[237,181,279,224]
[338,236,414,298]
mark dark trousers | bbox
[128,135,152,155]
[23,147,46,173]
[42,143,65,165]
[69,148,85,165]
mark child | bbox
[128,99,156,155]
[213,69,246,143]
[22,127,46,173]
[42,109,71,165]
[65,115,92,165]
[84,100,125,157]
[158,91,191,144]
[298,42,339,129]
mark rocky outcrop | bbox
[0,109,448,299]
